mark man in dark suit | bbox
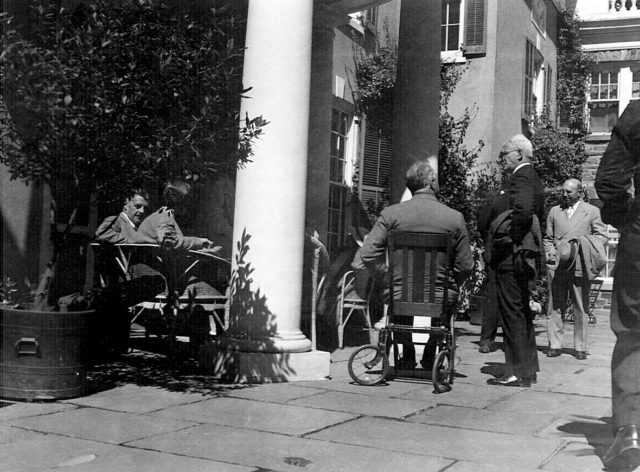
[595,101,640,470]
[360,160,473,368]
[481,134,545,388]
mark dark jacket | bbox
[595,100,640,234]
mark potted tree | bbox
[0,0,265,400]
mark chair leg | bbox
[337,303,344,349]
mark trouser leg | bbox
[611,233,640,430]
[480,268,499,347]
[496,268,535,378]
[547,268,567,350]
[572,276,589,352]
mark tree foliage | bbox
[1,0,266,207]
[556,9,590,137]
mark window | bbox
[531,0,546,36]
[589,71,619,133]
[463,0,486,56]
[544,64,553,111]
[590,71,619,101]
[328,109,351,257]
[330,109,349,184]
[524,40,543,119]
[327,184,348,257]
[360,129,391,216]
[441,0,462,52]
[632,70,640,100]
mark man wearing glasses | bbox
[480,134,545,387]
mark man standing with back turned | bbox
[483,134,545,388]
[596,100,640,471]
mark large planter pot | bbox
[469,295,487,326]
[0,307,94,401]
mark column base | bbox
[198,344,330,383]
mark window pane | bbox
[599,87,608,100]
[590,85,598,100]
[442,3,447,24]
[441,27,448,51]
[330,134,339,157]
[633,71,640,82]
[448,25,459,51]
[610,84,618,99]
[331,109,340,132]
[632,83,640,98]
[448,0,461,23]
[340,113,349,135]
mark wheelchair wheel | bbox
[348,344,390,386]
[432,349,453,393]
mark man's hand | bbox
[199,245,223,255]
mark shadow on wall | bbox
[203,228,295,382]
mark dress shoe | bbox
[575,351,587,360]
[479,343,495,354]
[487,375,531,387]
[546,348,561,357]
[603,425,640,470]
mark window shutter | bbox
[464,0,487,56]
[362,131,391,189]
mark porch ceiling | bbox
[319,0,392,15]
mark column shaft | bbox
[390,0,441,204]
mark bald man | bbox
[544,179,607,361]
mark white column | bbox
[201,0,330,382]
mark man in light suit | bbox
[361,160,473,369]
[544,179,607,360]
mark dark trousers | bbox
[611,232,640,430]
[495,266,539,378]
[480,268,499,347]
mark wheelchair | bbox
[347,232,457,393]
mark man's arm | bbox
[360,213,390,276]
[94,215,128,244]
[453,214,473,287]
[590,206,608,244]
[595,101,640,230]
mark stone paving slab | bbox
[0,433,252,472]
[5,408,198,444]
[446,460,541,472]
[536,416,612,447]
[541,440,606,472]
[0,424,47,445]
[128,422,453,472]
[488,390,612,418]
[0,400,77,421]
[308,416,562,469]
[407,404,557,436]
[224,383,326,403]
[295,377,427,397]
[67,385,210,413]
[397,382,514,409]
[287,390,430,418]
[153,396,357,435]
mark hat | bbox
[556,239,579,270]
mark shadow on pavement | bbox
[87,347,250,396]
[556,416,612,467]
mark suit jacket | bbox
[94,213,139,244]
[595,100,640,235]
[544,200,607,277]
[360,188,473,291]
[479,163,545,269]
[134,207,208,250]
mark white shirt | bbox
[120,212,137,229]
[567,200,580,219]
[513,162,532,174]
